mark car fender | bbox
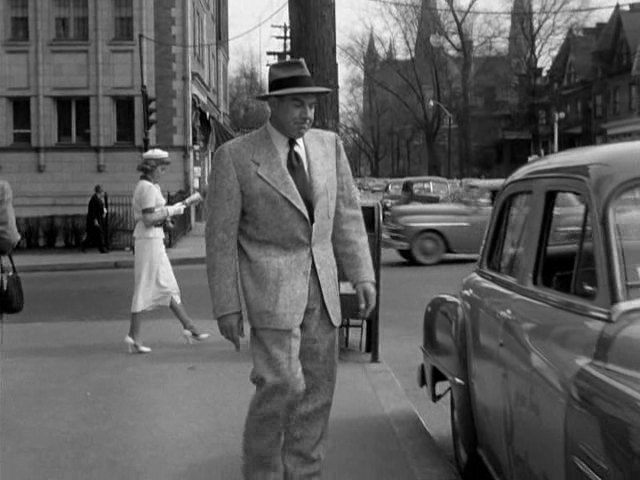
[420,294,468,402]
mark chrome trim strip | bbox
[404,222,470,228]
[572,456,602,480]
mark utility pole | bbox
[288,0,339,132]
[266,23,290,63]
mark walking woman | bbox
[125,149,209,354]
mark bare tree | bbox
[340,30,396,177]
[228,54,269,133]
[504,0,595,154]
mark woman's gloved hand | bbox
[166,203,186,217]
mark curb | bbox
[17,255,206,273]
[365,362,460,479]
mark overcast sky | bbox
[227,0,612,86]
[227,0,380,79]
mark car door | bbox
[464,186,536,479]
[453,201,493,253]
[499,181,608,480]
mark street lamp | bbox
[552,110,565,153]
[428,99,453,177]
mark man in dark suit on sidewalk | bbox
[82,184,108,253]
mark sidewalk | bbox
[2,224,460,480]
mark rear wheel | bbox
[450,391,483,478]
[410,231,445,265]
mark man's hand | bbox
[217,312,244,351]
[355,281,376,319]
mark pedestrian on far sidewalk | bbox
[205,58,376,479]
[125,148,209,354]
[82,184,109,253]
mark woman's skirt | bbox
[131,237,181,313]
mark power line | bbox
[367,0,638,15]
[228,1,288,42]
[139,1,288,49]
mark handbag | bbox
[0,254,24,314]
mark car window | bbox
[535,191,597,300]
[385,182,403,196]
[487,192,532,279]
[611,184,640,300]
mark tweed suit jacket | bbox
[205,125,374,330]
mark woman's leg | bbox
[128,311,142,340]
[170,298,209,339]
[170,298,196,331]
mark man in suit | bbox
[82,184,109,253]
[205,58,376,479]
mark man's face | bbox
[269,94,317,139]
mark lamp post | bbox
[428,99,453,177]
[552,111,565,153]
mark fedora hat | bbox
[256,58,331,100]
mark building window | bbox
[57,98,90,144]
[114,0,133,40]
[12,98,31,144]
[630,84,638,112]
[54,0,88,41]
[594,93,603,118]
[193,9,204,62]
[115,97,134,143]
[9,0,29,40]
[612,87,620,115]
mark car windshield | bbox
[412,181,449,197]
[611,184,640,300]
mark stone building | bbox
[0,0,231,226]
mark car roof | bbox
[507,141,640,206]
[401,176,449,185]
[462,178,505,190]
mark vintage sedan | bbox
[383,179,503,265]
[381,176,451,220]
[417,142,640,480]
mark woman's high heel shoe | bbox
[182,329,210,344]
[124,335,151,354]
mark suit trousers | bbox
[243,265,338,480]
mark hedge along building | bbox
[0,0,233,244]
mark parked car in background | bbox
[417,142,640,479]
[382,176,451,220]
[383,178,504,265]
[381,178,405,214]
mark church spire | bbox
[508,0,534,75]
[415,0,442,62]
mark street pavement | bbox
[1,224,460,480]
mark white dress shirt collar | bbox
[266,121,308,171]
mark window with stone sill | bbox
[115,97,134,143]
[114,0,133,40]
[54,0,88,41]
[12,97,31,144]
[9,0,29,41]
[57,98,90,144]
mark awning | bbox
[602,117,640,136]
[212,118,235,149]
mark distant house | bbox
[548,3,640,149]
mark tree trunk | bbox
[289,0,339,132]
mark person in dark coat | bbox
[82,184,109,253]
